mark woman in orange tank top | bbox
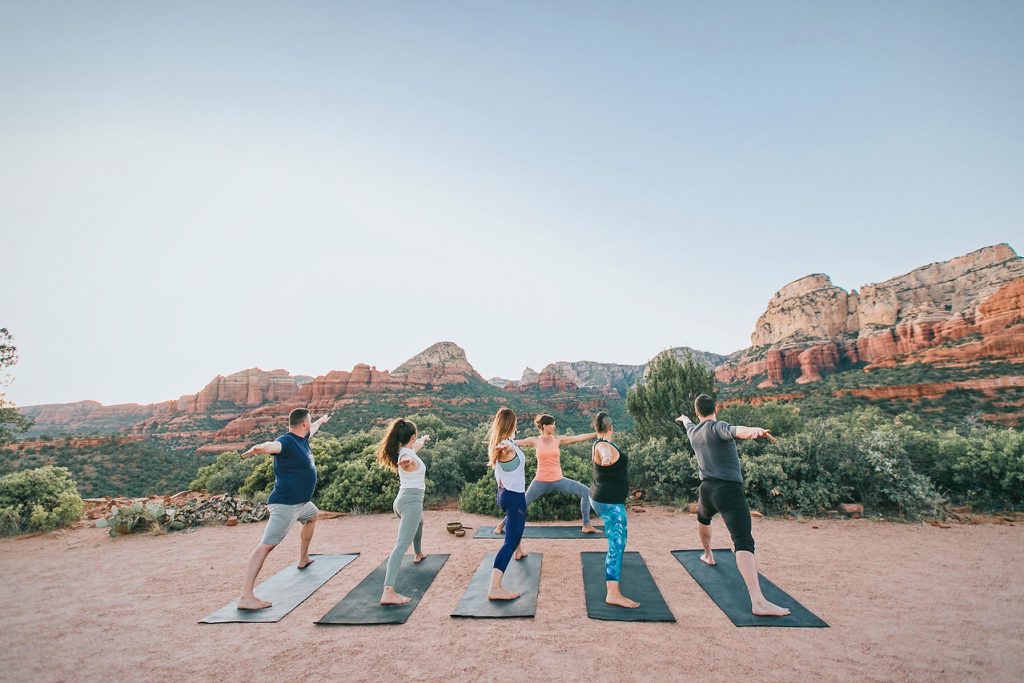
[495,414,600,534]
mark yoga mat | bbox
[200,553,359,624]
[672,549,828,628]
[450,552,543,618]
[474,525,603,539]
[315,554,449,625]
[581,551,675,622]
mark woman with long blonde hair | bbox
[494,413,598,535]
[486,406,528,601]
[375,417,430,605]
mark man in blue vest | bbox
[236,408,331,610]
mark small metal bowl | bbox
[453,528,466,537]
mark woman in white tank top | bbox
[486,407,528,601]
[375,417,430,605]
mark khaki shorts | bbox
[261,501,318,546]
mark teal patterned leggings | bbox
[590,500,627,581]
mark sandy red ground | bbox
[2,506,1022,682]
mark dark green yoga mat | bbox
[451,552,543,618]
[200,553,359,623]
[474,525,603,539]
[581,551,675,622]
[315,554,449,625]
[673,549,828,627]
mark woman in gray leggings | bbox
[495,414,599,534]
[375,417,430,605]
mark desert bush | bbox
[0,465,84,535]
[189,451,262,495]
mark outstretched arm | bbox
[412,434,431,452]
[593,441,618,466]
[309,413,332,437]
[674,414,694,428]
[513,437,536,448]
[558,432,597,445]
[241,440,282,458]
[734,425,776,442]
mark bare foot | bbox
[605,594,640,609]
[494,524,505,535]
[752,599,791,617]
[237,596,272,610]
[700,552,716,566]
[298,557,315,570]
[514,546,529,561]
[581,525,600,534]
[380,588,412,605]
[487,588,521,601]
[413,553,427,564]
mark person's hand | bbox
[755,428,777,442]
[494,443,513,459]
[674,414,690,425]
[421,434,430,443]
[319,414,332,424]
[241,446,259,459]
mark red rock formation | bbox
[176,369,301,413]
[718,244,1024,385]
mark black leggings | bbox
[697,478,755,554]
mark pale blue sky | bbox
[2,1,1021,406]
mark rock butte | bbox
[717,243,1024,387]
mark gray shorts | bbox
[261,501,319,546]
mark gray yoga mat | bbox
[673,549,828,627]
[451,552,543,618]
[581,551,675,622]
[315,554,449,625]
[474,525,603,539]
[200,553,359,623]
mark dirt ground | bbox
[2,506,1022,682]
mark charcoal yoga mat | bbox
[200,553,359,624]
[672,549,827,627]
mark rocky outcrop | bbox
[391,341,483,385]
[751,274,858,346]
[176,369,302,413]
[22,343,485,437]
[515,361,644,395]
[515,348,726,396]
[17,401,160,434]
[719,244,1024,386]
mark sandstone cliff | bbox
[718,244,1024,387]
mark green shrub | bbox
[458,474,500,517]
[189,451,263,495]
[626,435,700,505]
[0,465,84,535]
[740,411,940,517]
[316,454,399,513]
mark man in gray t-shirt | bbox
[683,419,743,483]
[676,394,790,617]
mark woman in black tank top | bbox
[589,412,639,609]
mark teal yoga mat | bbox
[474,525,603,539]
[316,554,449,625]
[451,552,543,618]
[673,549,827,627]
[200,553,359,623]
[581,551,675,622]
